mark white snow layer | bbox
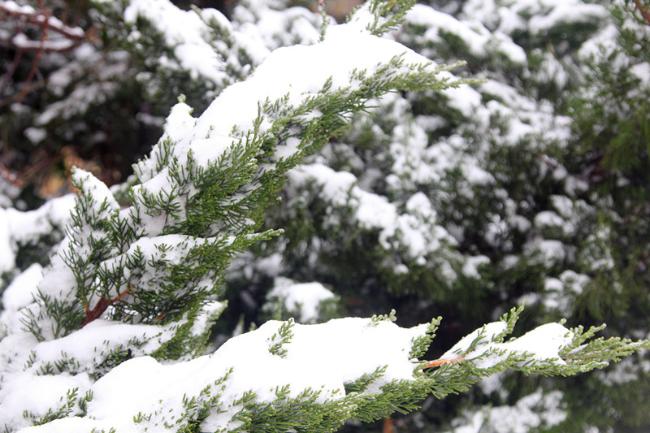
[11,316,581,433]
[131,20,440,237]
[288,163,457,264]
[1,21,447,433]
[406,4,526,64]
[441,320,574,369]
[18,318,428,433]
[0,195,74,274]
[123,0,267,83]
[447,390,567,433]
[267,277,336,323]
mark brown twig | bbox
[0,2,85,41]
[13,7,49,103]
[0,1,90,105]
[383,418,395,433]
[82,287,131,326]
[633,0,650,24]
[423,355,465,369]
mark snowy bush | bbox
[0,0,649,432]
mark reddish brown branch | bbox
[13,7,48,104]
[0,2,88,54]
[423,355,465,369]
[383,418,395,433]
[82,287,131,326]
[634,0,650,24]
[0,2,85,41]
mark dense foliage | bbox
[0,1,648,433]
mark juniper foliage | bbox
[0,1,648,433]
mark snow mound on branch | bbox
[20,318,428,433]
[442,321,574,369]
[124,0,267,83]
[406,4,526,64]
[267,277,336,323]
[17,316,583,433]
[132,20,441,236]
[0,195,74,274]
[445,390,567,433]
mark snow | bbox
[0,0,642,430]
[630,62,650,85]
[267,278,336,323]
[462,256,490,279]
[24,127,46,144]
[126,19,441,237]
[528,4,607,34]
[289,164,456,263]
[526,238,566,267]
[441,321,574,368]
[189,24,434,155]
[499,323,573,363]
[442,321,507,359]
[447,390,566,433]
[0,195,74,274]
[444,85,482,117]
[72,169,118,213]
[233,0,320,52]
[124,0,230,84]
[543,271,590,314]
[0,372,92,431]
[21,318,428,433]
[405,4,527,65]
[534,211,564,229]
[599,355,650,386]
[29,319,178,373]
[0,264,42,335]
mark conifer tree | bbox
[0,1,648,433]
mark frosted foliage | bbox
[447,391,567,433]
[287,163,460,271]
[131,21,439,238]
[266,277,336,323]
[271,0,615,299]
[10,16,442,343]
[0,196,74,275]
[17,319,427,433]
[10,316,590,433]
[0,18,451,433]
[441,321,574,368]
[0,1,647,432]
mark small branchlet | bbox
[366,0,417,36]
[268,318,295,358]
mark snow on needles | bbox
[0,195,74,275]
[441,320,575,369]
[124,0,233,84]
[132,21,439,236]
[19,318,428,433]
[13,317,580,433]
